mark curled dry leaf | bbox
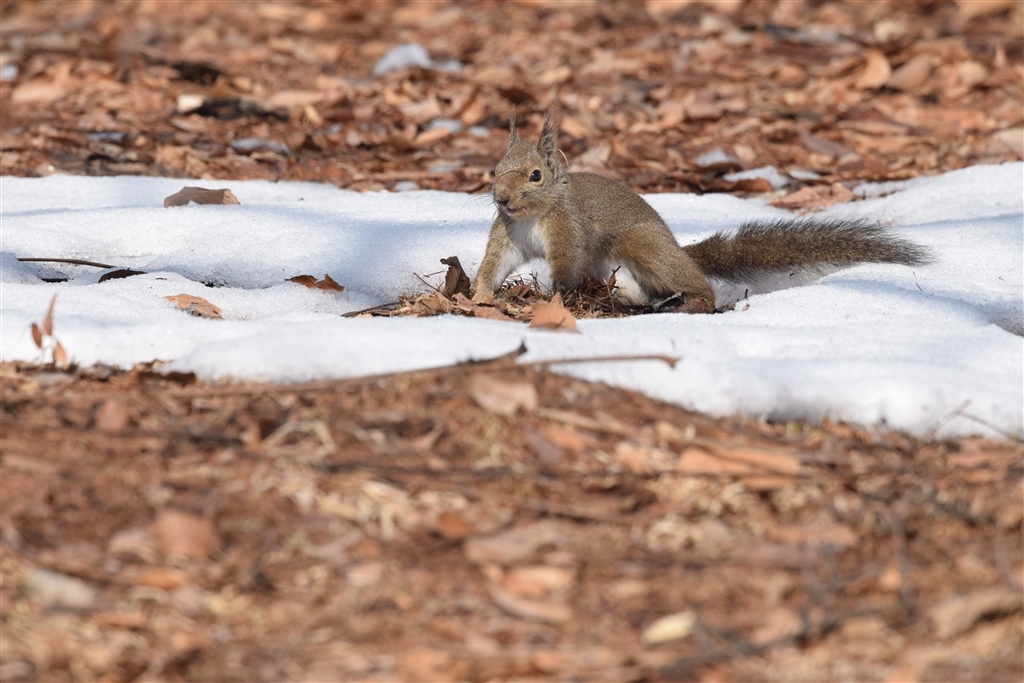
[163,186,241,208]
[53,341,69,369]
[30,322,43,349]
[488,584,572,624]
[288,274,345,291]
[440,256,471,298]
[42,293,56,336]
[529,293,579,332]
[165,294,222,319]
[855,48,892,90]
[642,610,696,645]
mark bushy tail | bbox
[682,217,931,282]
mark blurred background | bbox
[1,0,1021,202]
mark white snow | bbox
[2,163,1022,439]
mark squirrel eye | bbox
[529,169,542,182]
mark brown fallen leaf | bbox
[930,588,1023,639]
[152,509,220,560]
[409,291,452,316]
[467,373,538,416]
[53,341,69,369]
[98,268,146,283]
[440,256,471,298]
[134,566,191,590]
[886,54,932,91]
[165,294,222,319]
[42,293,56,336]
[454,293,513,321]
[771,183,855,211]
[529,293,579,332]
[163,186,241,208]
[30,322,43,349]
[855,48,892,90]
[434,510,474,540]
[288,274,345,292]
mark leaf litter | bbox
[2,1,1022,680]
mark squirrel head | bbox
[491,109,568,219]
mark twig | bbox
[169,343,530,396]
[341,302,401,318]
[18,257,116,269]
[530,353,678,369]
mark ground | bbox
[1,1,1023,681]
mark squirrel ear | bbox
[538,107,559,161]
[507,110,518,147]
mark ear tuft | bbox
[538,107,559,160]
[507,109,518,147]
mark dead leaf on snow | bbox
[42,293,56,336]
[163,186,241,208]
[454,293,513,321]
[467,374,538,416]
[31,322,43,349]
[529,293,579,332]
[165,294,222,319]
[288,273,345,292]
[53,341,69,369]
[440,256,471,298]
[98,268,146,283]
[409,291,452,316]
[771,183,855,211]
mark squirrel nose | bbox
[494,194,510,209]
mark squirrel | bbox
[472,109,931,312]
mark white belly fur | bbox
[508,217,545,259]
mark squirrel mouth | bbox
[503,205,525,217]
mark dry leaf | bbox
[134,566,190,590]
[886,54,932,91]
[855,48,892,90]
[288,274,345,291]
[152,510,220,560]
[30,322,43,349]
[53,341,69,369]
[434,510,474,540]
[165,294,222,319]
[529,294,578,332]
[410,291,452,316]
[454,293,513,321]
[163,186,241,208]
[440,256,471,298]
[467,374,538,416]
[98,268,146,283]
[771,183,855,211]
[930,588,1022,639]
[42,293,56,336]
